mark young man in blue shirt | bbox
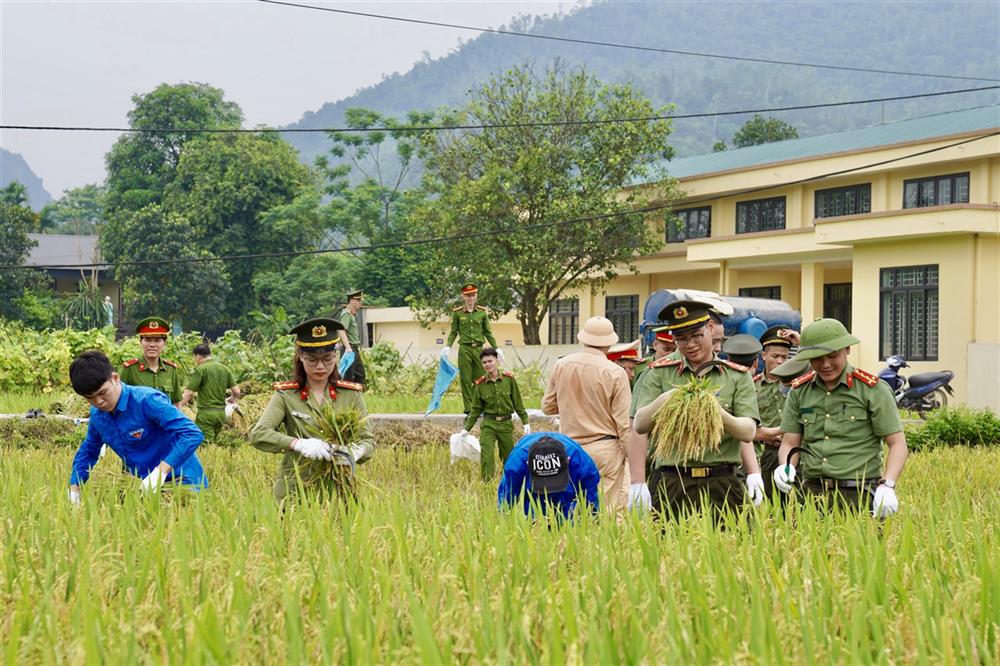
[498,433,601,519]
[67,350,207,504]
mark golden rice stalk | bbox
[649,376,724,464]
[306,404,365,498]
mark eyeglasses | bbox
[301,355,336,368]
[673,331,706,346]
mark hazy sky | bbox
[1,0,576,196]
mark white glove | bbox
[773,464,796,493]
[140,467,166,492]
[522,424,531,435]
[349,444,366,462]
[291,437,333,461]
[458,429,469,438]
[496,348,506,363]
[872,484,899,518]
[68,488,81,505]
[628,483,652,511]
[225,401,239,421]
[746,473,765,506]
[439,346,451,360]
[99,444,108,459]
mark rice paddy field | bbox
[3,419,999,664]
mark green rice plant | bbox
[649,376,724,463]
[305,404,364,498]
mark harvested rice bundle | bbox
[648,376,723,464]
[306,404,365,498]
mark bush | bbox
[905,407,1000,451]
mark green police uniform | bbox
[780,364,902,510]
[120,358,183,404]
[632,355,759,517]
[336,291,366,385]
[187,359,236,442]
[448,305,498,412]
[250,379,375,502]
[464,371,529,480]
[754,373,784,493]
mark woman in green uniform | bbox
[250,317,375,502]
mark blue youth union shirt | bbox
[70,383,207,488]
[497,432,600,518]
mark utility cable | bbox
[3,86,997,134]
[256,0,1000,83]
[4,130,995,272]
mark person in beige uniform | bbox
[541,316,631,511]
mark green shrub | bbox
[905,406,1000,451]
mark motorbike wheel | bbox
[918,389,949,420]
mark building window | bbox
[815,184,871,219]
[666,206,711,243]
[903,173,969,209]
[736,196,786,234]
[824,283,852,331]
[880,265,938,361]
[548,298,579,345]
[605,295,639,342]
[739,286,782,300]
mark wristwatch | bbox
[878,478,896,489]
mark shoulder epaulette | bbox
[502,370,514,378]
[851,368,880,387]
[161,359,178,368]
[753,372,763,383]
[272,380,300,391]
[791,371,816,389]
[476,305,487,312]
[122,358,139,368]
[723,359,750,373]
[649,358,682,369]
[335,380,364,392]
[452,305,463,311]
[474,375,488,385]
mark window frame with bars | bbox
[666,206,712,243]
[902,172,970,209]
[547,298,579,345]
[738,286,782,300]
[814,183,872,219]
[736,196,786,234]
[879,265,939,362]
[823,282,852,332]
[605,295,639,342]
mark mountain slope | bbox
[1,148,53,210]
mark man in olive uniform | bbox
[607,339,642,387]
[443,283,498,413]
[751,326,794,496]
[628,301,762,517]
[722,334,762,373]
[120,316,183,406]
[774,318,908,517]
[459,348,530,480]
[180,343,241,442]
[335,289,366,386]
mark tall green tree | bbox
[252,253,360,323]
[106,204,231,331]
[731,114,799,148]
[0,202,46,322]
[39,184,106,235]
[104,83,243,214]
[318,108,433,307]
[412,62,679,344]
[0,182,29,207]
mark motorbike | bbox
[877,355,954,418]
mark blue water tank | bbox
[640,289,801,347]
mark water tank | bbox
[640,289,801,347]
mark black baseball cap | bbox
[528,436,570,494]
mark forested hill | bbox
[1,149,53,210]
[283,1,999,168]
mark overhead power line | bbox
[256,0,1000,83]
[2,86,997,134]
[4,130,995,273]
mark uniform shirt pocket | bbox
[838,408,869,423]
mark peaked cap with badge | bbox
[760,325,794,348]
[652,326,674,342]
[289,317,345,349]
[345,289,364,303]
[135,316,171,338]
[657,299,715,333]
[461,283,478,296]
[607,339,642,362]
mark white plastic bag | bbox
[449,432,481,465]
[224,402,239,423]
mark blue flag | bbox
[425,355,459,416]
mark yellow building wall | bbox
[974,235,1000,344]
[729,269,802,308]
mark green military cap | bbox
[760,325,794,348]
[770,357,811,381]
[289,317,345,349]
[795,318,860,360]
[345,289,364,302]
[657,299,714,332]
[136,316,170,337]
[722,334,763,356]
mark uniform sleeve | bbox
[629,371,648,417]
[482,314,498,349]
[447,312,460,346]
[119,364,134,386]
[609,367,632,443]
[142,391,204,470]
[463,384,484,431]
[226,366,237,390]
[732,371,760,423]
[343,390,376,464]
[510,378,528,423]
[868,381,903,437]
[631,367,664,417]
[186,365,203,392]
[69,414,104,486]
[170,369,183,404]
[541,364,560,415]
[250,393,297,453]
[497,446,529,509]
[780,386,803,434]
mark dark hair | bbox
[193,343,211,356]
[292,347,340,389]
[69,350,114,395]
[727,353,758,369]
[708,311,724,325]
[480,347,499,360]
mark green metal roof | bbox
[656,104,1000,181]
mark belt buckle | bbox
[690,467,709,478]
[495,416,504,421]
